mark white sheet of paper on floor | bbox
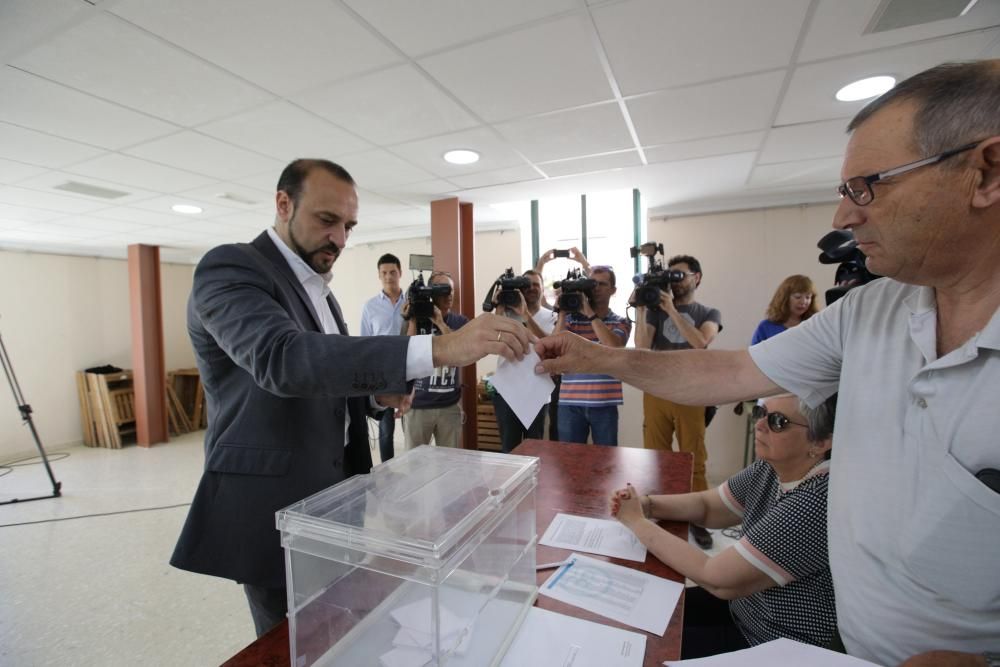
[539,553,683,636]
[490,348,555,429]
[500,607,646,667]
[662,637,882,666]
[540,513,648,562]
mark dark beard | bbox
[289,215,339,273]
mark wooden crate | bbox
[79,370,135,448]
[168,368,206,430]
[476,402,502,452]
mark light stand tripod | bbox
[0,328,62,505]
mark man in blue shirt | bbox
[360,253,406,462]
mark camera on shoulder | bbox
[629,242,685,307]
[404,254,451,322]
[553,268,596,314]
[482,267,531,312]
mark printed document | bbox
[663,638,881,666]
[500,607,646,667]
[539,553,683,636]
[541,513,648,562]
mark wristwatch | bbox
[586,313,599,322]
[984,652,1000,667]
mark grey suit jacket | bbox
[170,232,410,588]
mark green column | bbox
[530,199,539,266]
[580,194,588,257]
[632,188,642,275]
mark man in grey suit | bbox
[170,159,530,637]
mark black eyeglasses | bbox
[836,141,981,207]
[751,404,808,433]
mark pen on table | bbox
[536,560,570,570]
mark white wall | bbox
[645,203,840,484]
[0,250,195,460]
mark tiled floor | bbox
[0,429,734,665]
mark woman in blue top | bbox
[750,275,818,344]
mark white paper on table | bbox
[490,348,555,429]
[500,607,647,667]
[539,553,683,636]
[541,513,648,562]
[663,638,883,666]
[389,597,466,639]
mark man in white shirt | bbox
[535,61,1000,666]
[360,253,406,462]
[172,159,531,638]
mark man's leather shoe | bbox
[690,525,713,550]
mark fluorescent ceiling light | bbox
[836,76,896,102]
[443,149,480,165]
[171,204,203,214]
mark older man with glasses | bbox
[535,60,1000,666]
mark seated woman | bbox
[751,274,819,344]
[611,393,837,659]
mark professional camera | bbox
[482,267,531,312]
[629,242,686,307]
[405,272,452,321]
[817,230,879,305]
[553,268,596,314]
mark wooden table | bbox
[223,440,693,666]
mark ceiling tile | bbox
[419,14,613,122]
[356,188,410,216]
[14,171,160,206]
[449,164,543,189]
[0,202,64,223]
[129,195,242,220]
[12,13,273,126]
[44,214,153,234]
[628,71,785,146]
[0,66,176,149]
[109,0,402,96]
[123,131,284,181]
[293,65,478,146]
[748,157,843,188]
[758,119,849,165]
[0,159,47,184]
[0,186,107,214]
[379,179,460,203]
[775,30,999,126]
[340,149,439,189]
[388,127,526,179]
[196,101,372,161]
[496,102,633,163]
[175,182,273,212]
[798,0,1000,62]
[344,0,580,56]
[66,154,216,192]
[592,0,807,95]
[15,220,101,240]
[539,151,640,178]
[0,0,92,62]
[90,206,219,228]
[644,131,765,164]
[211,211,276,234]
[0,121,105,167]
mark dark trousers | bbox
[378,408,395,463]
[681,586,750,659]
[559,405,619,446]
[243,584,288,638]
[548,376,561,441]
[492,393,545,453]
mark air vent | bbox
[54,181,130,199]
[216,192,258,205]
[865,0,979,33]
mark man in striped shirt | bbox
[555,265,631,445]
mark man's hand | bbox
[658,288,674,313]
[579,297,595,320]
[534,331,610,375]
[569,246,591,274]
[375,390,414,417]
[898,651,987,667]
[432,313,533,367]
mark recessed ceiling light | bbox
[171,204,203,214]
[835,76,896,102]
[443,149,480,165]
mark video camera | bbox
[629,242,685,307]
[817,231,879,305]
[553,268,596,314]
[482,267,531,313]
[404,254,451,325]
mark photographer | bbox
[634,254,721,549]
[555,265,630,446]
[401,271,468,449]
[535,246,590,308]
[490,270,553,452]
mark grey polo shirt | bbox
[748,277,1000,666]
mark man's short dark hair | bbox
[276,159,355,207]
[522,269,541,279]
[377,253,401,270]
[590,265,616,287]
[668,254,702,275]
[848,60,1000,157]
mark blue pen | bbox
[547,557,576,589]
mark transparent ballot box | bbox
[277,445,539,667]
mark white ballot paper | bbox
[663,637,882,666]
[500,607,646,667]
[541,513,648,562]
[491,348,555,429]
[539,553,683,636]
